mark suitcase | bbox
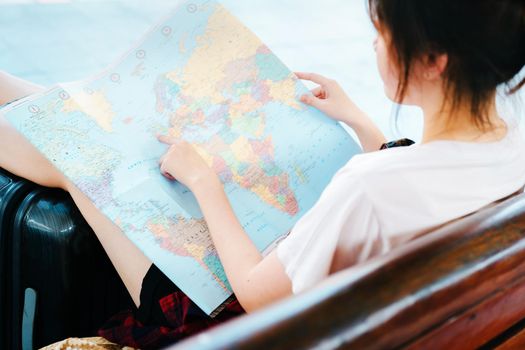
[0,169,134,349]
[0,169,35,349]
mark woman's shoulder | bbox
[335,129,525,206]
[347,122,525,179]
[339,143,437,179]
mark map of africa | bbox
[2,0,361,314]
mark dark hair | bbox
[368,0,525,128]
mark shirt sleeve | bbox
[276,169,383,294]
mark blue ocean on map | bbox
[2,0,361,314]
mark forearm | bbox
[192,177,264,309]
[345,111,387,152]
[0,71,44,105]
[158,138,292,311]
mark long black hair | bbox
[368,0,525,127]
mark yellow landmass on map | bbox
[167,5,261,104]
[251,183,279,205]
[266,77,302,110]
[184,243,207,261]
[62,91,115,132]
[230,136,256,163]
[229,94,262,117]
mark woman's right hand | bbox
[295,72,364,127]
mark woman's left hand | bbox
[157,134,216,190]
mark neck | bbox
[420,95,506,144]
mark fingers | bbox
[161,169,175,181]
[159,157,176,180]
[311,87,325,99]
[300,93,324,109]
[161,170,175,181]
[157,137,192,182]
[158,138,176,180]
[157,133,178,145]
[160,163,174,180]
[295,72,332,86]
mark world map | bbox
[2,0,361,314]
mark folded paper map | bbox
[1,0,361,314]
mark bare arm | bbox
[0,70,44,105]
[158,138,292,312]
[347,110,387,152]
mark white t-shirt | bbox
[277,118,525,294]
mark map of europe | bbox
[2,0,361,314]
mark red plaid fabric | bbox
[98,292,245,349]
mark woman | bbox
[1,0,524,348]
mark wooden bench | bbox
[171,192,525,350]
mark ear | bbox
[423,53,448,80]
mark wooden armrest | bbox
[171,193,525,350]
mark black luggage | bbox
[0,169,133,349]
[0,169,35,349]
